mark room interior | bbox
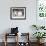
[0,0,46,46]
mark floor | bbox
[0,42,46,46]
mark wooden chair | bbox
[18,33,30,46]
[4,33,18,46]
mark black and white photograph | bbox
[10,7,26,20]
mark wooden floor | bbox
[0,42,46,46]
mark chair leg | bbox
[4,33,7,46]
[5,41,7,46]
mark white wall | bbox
[0,0,37,42]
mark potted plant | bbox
[33,32,46,43]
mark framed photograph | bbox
[10,7,26,20]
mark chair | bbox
[4,33,18,46]
[4,27,19,46]
[18,33,30,46]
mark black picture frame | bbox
[10,7,26,20]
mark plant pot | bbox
[37,39,45,44]
[40,38,45,43]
